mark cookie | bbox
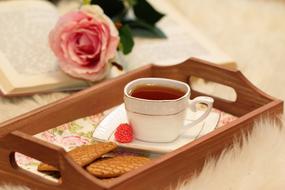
[37,163,58,172]
[86,156,150,178]
[100,177,117,184]
[69,142,117,166]
[37,142,117,172]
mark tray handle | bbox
[152,58,275,116]
[0,131,104,189]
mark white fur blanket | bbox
[179,118,285,190]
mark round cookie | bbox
[37,142,117,172]
[86,156,150,178]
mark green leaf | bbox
[123,19,166,38]
[91,0,126,19]
[119,25,134,54]
[133,0,165,25]
[125,0,137,7]
[82,0,91,5]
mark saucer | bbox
[93,104,220,153]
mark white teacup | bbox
[124,78,214,142]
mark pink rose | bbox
[60,135,89,150]
[38,131,57,143]
[49,5,120,81]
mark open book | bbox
[124,0,235,70]
[0,0,234,96]
[0,0,89,96]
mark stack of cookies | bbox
[37,142,151,180]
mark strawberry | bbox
[114,123,133,143]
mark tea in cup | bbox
[124,78,214,142]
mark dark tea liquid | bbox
[130,85,185,100]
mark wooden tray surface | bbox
[0,58,282,190]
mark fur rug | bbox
[1,0,285,189]
[0,185,29,190]
[179,118,285,190]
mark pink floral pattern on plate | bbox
[15,109,236,181]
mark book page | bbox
[124,0,233,70]
[0,0,58,75]
[0,0,87,94]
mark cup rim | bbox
[124,77,190,102]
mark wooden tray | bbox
[0,58,282,190]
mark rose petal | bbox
[49,5,120,81]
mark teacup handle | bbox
[187,96,214,127]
